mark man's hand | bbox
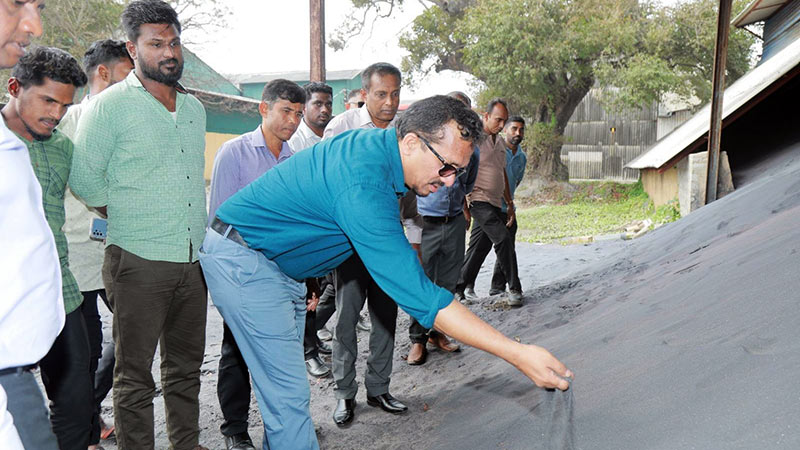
[510,343,572,390]
[506,206,516,228]
[411,243,423,264]
[305,278,321,311]
[433,300,572,391]
[306,292,319,312]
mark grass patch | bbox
[515,181,679,243]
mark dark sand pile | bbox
[96,141,800,449]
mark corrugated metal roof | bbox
[732,0,791,27]
[627,36,800,170]
[230,69,362,85]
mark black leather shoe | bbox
[305,355,331,377]
[316,337,332,355]
[333,398,356,426]
[224,432,255,450]
[366,393,408,414]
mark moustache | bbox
[159,59,180,69]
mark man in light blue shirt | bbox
[206,79,305,450]
[491,116,527,295]
[200,96,572,450]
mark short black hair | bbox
[12,46,87,89]
[507,115,525,126]
[486,98,508,115]
[304,81,332,99]
[447,91,471,107]
[347,89,361,101]
[396,95,483,145]
[83,39,132,77]
[361,62,401,91]
[121,0,181,42]
[261,79,306,104]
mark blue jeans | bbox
[199,229,318,450]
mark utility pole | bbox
[310,0,326,82]
[704,0,732,204]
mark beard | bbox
[139,57,183,86]
[23,119,52,141]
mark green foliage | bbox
[33,0,230,59]
[38,0,125,58]
[598,0,757,107]
[515,180,680,242]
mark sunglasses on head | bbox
[419,136,467,178]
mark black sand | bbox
[96,141,800,449]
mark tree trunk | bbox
[528,74,594,181]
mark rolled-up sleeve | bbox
[69,101,113,207]
[333,183,453,328]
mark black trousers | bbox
[409,214,466,344]
[304,310,320,360]
[457,201,522,293]
[79,289,112,445]
[39,308,94,450]
[217,322,251,437]
[490,211,522,291]
[314,273,336,331]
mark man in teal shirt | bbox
[491,115,527,296]
[202,95,572,450]
[1,46,93,449]
[69,2,209,449]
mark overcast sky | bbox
[182,0,477,100]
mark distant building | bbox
[181,48,261,180]
[230,69,363,115]
[627,0,800,215]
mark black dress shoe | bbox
[305,355,331,377]
[316,337,332,355]
[366,393,408,414]
[333,398,356,426]
[224,432,255,450]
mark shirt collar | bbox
[357,106,375,128]
[384,128,407,197]
[250,125,294,159]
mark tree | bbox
[334,0,757,180]
[35,0,230,60]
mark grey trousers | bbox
[0,368,59,450]
[332,252,397,400]
[409,213,466,344]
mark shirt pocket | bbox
[48,164,69,200]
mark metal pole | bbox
[310,0,326,82]
[705,0,732,204]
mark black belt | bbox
[423,212,463,224]
[0,364,36,376]
[210,217,249,248]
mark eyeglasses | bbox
[419,136,467,178]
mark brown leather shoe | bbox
[428,333,461,353]
[407,342,427,365]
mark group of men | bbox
[0,1,571,450]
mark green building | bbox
[181,48,261,179]
[232,69,362,115]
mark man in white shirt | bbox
[287,81,332,152]
[0,1,63,449]
[323,62,424,426]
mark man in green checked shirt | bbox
[1,46,94,449]
[69,2,209,449]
